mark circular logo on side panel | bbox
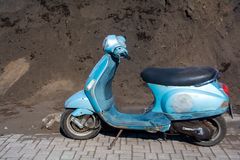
[172,94,193,113]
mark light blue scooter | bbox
[61,35,232,147]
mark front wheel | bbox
[60,109,101,140]
[191,115,226,147]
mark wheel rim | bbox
[66,114,96,137]
[209,119,220,141]
[200,118,221,142]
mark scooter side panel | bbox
[84,54,118,113]
[84,54,110,113]
[148,81,229,120]
[64,90,94,116]
[102,106,171,132]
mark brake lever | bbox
[126,55,131,60]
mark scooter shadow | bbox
[59,124,189,144]
[100,125,189,143]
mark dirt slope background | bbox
[0,0,240,133]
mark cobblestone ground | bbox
[0,132,239,160]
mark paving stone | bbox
[79,157,99,160]
[0,146,6,153]
[64,138,76,143]
[67,142,80,148]
[5,142,25,148]
[95,148,113,154]
[53,145,71,151]
[133,152,144,157]
[81,155,94,159]
[157,153,171,159]
[223,149,240,159]
[132,157,145,160]
[53,137,64,142]
[0,134,240,160]
[94,153,107,159]
[106,154,119,160]
[172,141,187,151]
[0,135,12,138]
[145,152,158,159]
[47,150,63,160]
[87,151,94,156]
[170,153,184,160]
[185,144,199,151]
[34,155,49,160]
[182,150,201,157]
[120,144,132,151]
[196,157,210,160]
[61,150,76,159]
[0,137,8,142]
[5,138,18,143]
[2,147,23,158]
[0,146,10,157]
[119,153,132,159]
[70,146,85,151]
[0,140,5,146]
[11,134,23,140]
[98,137,110,143]
[114,150,132,154]
[6,158,20,160]
[228,154,240,159]
[35,149,52,157]
[184,156,197,160]
[198,147,212,154]
[2,152,23,159]
[73,151,88,159]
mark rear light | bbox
[221,83,230,96]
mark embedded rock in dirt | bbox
[42,112,62,129]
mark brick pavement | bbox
[0,132,239,160]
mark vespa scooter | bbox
[60,35,232,147]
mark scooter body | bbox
[62,35,231,146]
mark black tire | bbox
[191,115,226,147]
[60,109,101,140]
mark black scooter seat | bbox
[141,67,218,86]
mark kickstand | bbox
[108,129,123,150]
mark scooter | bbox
[60,35,233,147]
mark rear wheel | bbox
[60,109,101,140]
[192,115,226,146]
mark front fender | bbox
[71,108,93,116]
[64,90,95,116]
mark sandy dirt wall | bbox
[0,0,239,133]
